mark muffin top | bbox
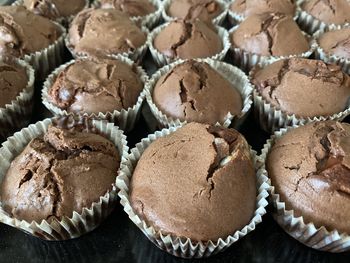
[48,58,143,114]
[251,58,350,117]
[0,60,28,108]
[23,0,86,19]
[230,0,296,18]
[154,19,222,59]
[0,125,120,223]
[301,0,350,25]
[167,0,222,23]
[0,6,61,58]
[68,8,146,57]
[153,60,243,124]
[130,123,257,241]
[318,28,350,60]
[231,13,309,56]
[267,121,350,234]
[99,0,156,17]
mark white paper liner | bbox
[296,0,350,35]
[0,117,129,241]
[250,61,350,133]
[314,25,350,75]
[161,0,228,26]
[116,126,270,258]
[259,125,350,252]
[148,22,230,67]
[0,58,35,139]
[42,54,149,132]
[145,58,253,129]
[229,26,317,73]
[65,24,149,63]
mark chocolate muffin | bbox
[251,58,350,117]
[68,8,146,57]
[0,60,28,108]
[318,28,350,60]
[99,0,156,17]
[153,19,223,59]
[231,13,309,57]
[130,123,257,241]
[0,125,120,222]
[301,0,350,25]
[267,121,350,234]
[166,0,222,23]
[230,0,296,18]
[152,60,243,124]
[48,57,143,114]
[0,6,62,58]
[23,0,86,20]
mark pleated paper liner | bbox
[42,55,149,132]
[259,125,350,252]
[116,126,270,258]
[0,117,129,241]
[145,58,253,129]
[229,26,317,73]
[0,57,35,140]
[148,22,230,67]
[314,24,350,75]
[161,0,228,26]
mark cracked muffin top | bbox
[48,57,144,114]
[318,28,350,60]
[154,19,222,59]
[0,6,62,58]
[153,60,243,124]
[0,125,120,223]
[301,0,350,25]
[0,60,28,108]
[98,0,156,17]
[167,0,222,23]
[230,0,296,18]
[23,0,86,20]
[251,58,350,117]
[267,121,350,234]
[68,8,146,57]
[231,13,309,56]
[130,123,256,241]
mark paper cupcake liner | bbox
[65,25,149,64]
[0,117,129,241]
[145,58,253,129]
[161,0,228,26]
[0,58,35,140]
[314,25,350,75]
[116,126,269,258]
[259,125,350,252]
[148,22,230,67]
[229,26,316,73]
[296,0,350,35]
[42,54,149,132]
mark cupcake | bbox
[117,123,269,257]
[0,57,35,140]
[261,121,350,252]
[146,59,253,128]
[228,0,297,24]
[42,55,148,132]
[66,8,148,61]
[0,6,65,79]
[0,117,128,240]
[162,0,227,25]
[251,58,350,132]
[298,0,350,34]
[149,19,229,66]
[230,12,314,72]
